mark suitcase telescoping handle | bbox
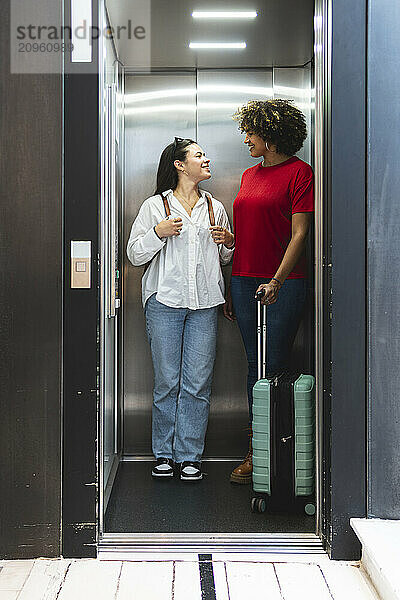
[255,289,267,380]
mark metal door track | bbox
[98,533,324,556]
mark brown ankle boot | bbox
[230,431,252,485]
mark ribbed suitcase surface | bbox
[293,374,315,496]
[253,379,272,494]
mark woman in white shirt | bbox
[127,137,234,481]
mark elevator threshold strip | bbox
[98,534,324,556]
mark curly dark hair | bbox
[233,99,307,156]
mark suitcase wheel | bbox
[304,503,316,516]
[251,497,266,513]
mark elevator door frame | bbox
[99,62,320,549]
[62,0,367,560]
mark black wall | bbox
[0,3,62,557]
[62,71,99,558]
[61,0,100,558]
[367,0,400,518]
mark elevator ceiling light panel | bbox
[189,42,246,49]
[192,11,257,19]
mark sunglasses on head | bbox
[173,136,185,149]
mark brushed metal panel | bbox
[272,67,314,376]
[123,70,270,458]
[123,68,315,459]
[103,319,117,481]
[273,67,313,166]
[314,0,329,538]
[100,24,121,522]
[123,73,197,455]
[197,69,273,456]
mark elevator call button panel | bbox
[71,241,91,288]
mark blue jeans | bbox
[145,294,218,463]
[230,276,307,424]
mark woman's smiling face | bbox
[177,143,211,183]
[244,131,267,158]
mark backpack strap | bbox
[160,192,171,218]
[162,191,215,226]
[206,196,215,226]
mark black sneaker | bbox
[180,461,203,481]
[152,458,174,478]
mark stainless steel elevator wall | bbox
[123,68,313,457]
[123,72,197,456]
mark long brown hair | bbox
[155,137,195,195]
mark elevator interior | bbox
[99,0,318,544]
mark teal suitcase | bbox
[251,293,316,515]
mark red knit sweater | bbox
[232,157,314,279]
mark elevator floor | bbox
[105,461,315,533]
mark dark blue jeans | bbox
[230,276,307,424]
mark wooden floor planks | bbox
[318,562,380,600]
[18,559,71,600]
[0,557,380,600]
[212,562,230,600]
[274,563,333,600]
[225,561,283,600]
[0,560,35,593]
[117,561,173,600]
[57,560,121,600]
[174,562,202,600]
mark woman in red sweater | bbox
[225,99,314,484]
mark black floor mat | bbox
[105,461,315,533]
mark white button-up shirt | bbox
[127,189,234,309]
